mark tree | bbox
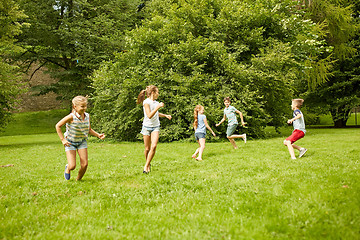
[91,0,325,141]
[15,0,142,101]
[304,0,359,127]
[0,0,27,130]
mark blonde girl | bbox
[192,105,216,161]
[137,85,172,173]
[55,96,105,181]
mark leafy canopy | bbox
[91,0,326,141]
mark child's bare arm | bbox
[287,113,302,124]
[88,116,105,139]
[236,110,246,126]
[159,113,172,120]
[204,118,216,136]
[144,102,164,119]
[55,114,72,146]
[216,115,226,127]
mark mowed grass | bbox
[1,127,359,239]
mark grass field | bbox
[1,111,360,239]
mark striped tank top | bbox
[65,112,90,142]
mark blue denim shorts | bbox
[195,132,206,140]
[226,124,238,137]
[141,125,160,136]
[65,139,88,151]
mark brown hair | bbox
[136,85,158,104]
[292,98,304,108]
[223,97,231,102]
[193,105,204,129]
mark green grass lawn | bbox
[1,127,359,239]
[0,109,69,136]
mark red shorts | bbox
[286,129,305,144]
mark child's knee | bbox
[68,164,76,170]
[80,161,88,168]
[283,140,291,146]
[151,145,157,151]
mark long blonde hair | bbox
[137,85,158,104]
[193,105,204,129]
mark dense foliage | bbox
[0,0,27,130]
[15,0,143,100]
[91,0,327,141]
[304,0,360,127]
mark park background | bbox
[1,0,360,239]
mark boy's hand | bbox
[241,121,247,127]
[215,123,220,127]
[287,119,293,124]
[166,115,172,120]
[212,132,216,137]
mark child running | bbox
[192,105,216,161]
[55,96,105,181]
[283,98,307,159]
[216,97,246,149]
[137,85,172,174]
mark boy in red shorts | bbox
[283,99,307,159]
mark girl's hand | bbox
[215,123,220,127]
[98,133,106,140]
[166,115,172,120]
[62,139,70,147]
[158,102,164,108]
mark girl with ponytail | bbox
[137,85,172,173]
[192,105,216,161]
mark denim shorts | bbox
[195,132,206,140]
[65,139,88,151]
[226,124,238,137]
[141,125,160,136]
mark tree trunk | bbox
[330,106,351,128]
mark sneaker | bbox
[64,164,70,180]
[243,134,247,144]
[299,148,307,158]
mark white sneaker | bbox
[243,134,247,144]
[299,148,307,158]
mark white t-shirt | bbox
[142,98,160,127]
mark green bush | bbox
[91,0,325,141]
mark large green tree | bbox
[0,0,27,130]
[304,0,359,127]
[91,0,326,141]
[15,0,142,100]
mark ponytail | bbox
[193,105,203,129]
[137,85,159,104]
[137,90,146,104]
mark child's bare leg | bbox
[196,138,206,160]
[228,137,238,149]
[284,140,296,159]
[192,141,200,158]
[143,135,151,161]
[76,148,88,181]
[65,150,77,173]
[292,144,301,151]
[144,131,159,172]
[228,134,245,139]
